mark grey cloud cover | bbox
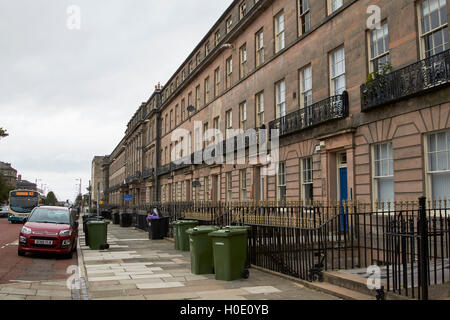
[0,0,233,201]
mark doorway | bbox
[337,152,348,232]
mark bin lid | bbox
[186,226,219,235]
[224,225,251,231]
[175,220,198,226]
[87,220,109,225]
[208,228,247,237]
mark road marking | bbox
[1,240,19,249]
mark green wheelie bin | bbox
[87,220,110,250]
[186,226,219,275]
[172,221,181,250]
[176,220,198,251]
[208,228,250,281]
[224,226,251,269]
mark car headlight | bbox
[59,229,72,237]
[21,226,32,235]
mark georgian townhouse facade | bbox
[102,0,450,208]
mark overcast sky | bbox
[0,0,233,202]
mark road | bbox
[0,218,77,285]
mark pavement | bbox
[0,218,76,300]
[78,221,341,300]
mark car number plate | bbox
[35,240,53,245]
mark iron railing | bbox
[269,91,349,137]
[361,49,450,111]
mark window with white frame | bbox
[227,172,233,202]
[226,110,233,139]
[214,67,220,98]
[240,102,247,131]
[277,162,286,202]
[240,2,247,19]
[301,157,313,203]
[204,77,210,104]
[274,12,285,53]
[239,44,248,79]
[226,16,233,33]
[329,0,343,14]
[427,130,450,202]
[276,80,286,118]
[300,65,312,109]
[256,29,264,67]
[373,142,394,210]
[213,116,220,143]
[298,0,311,35]
[419,0,448,58]
[194,127,201,152]
[330,47,346,95]
[369,22,390,73]
[226,56,233,89]
[240,169,247,202]
[256,92,264,127]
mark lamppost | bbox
[75,178,82,210]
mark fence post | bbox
[418,196,429,300]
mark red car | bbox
[18,206,79,258]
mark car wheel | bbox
[18,250,25,257]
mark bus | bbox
[8,190,41,223]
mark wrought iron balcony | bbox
[269,92,349,138]
[361,50,450,112]
[142,167,155,179]
[157,164,171,176]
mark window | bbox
[240,102,247,130]
[181,98,186,121]
[298,0,311,35]
[215,30,221,46]
[175,104,179,125]
[427,130,450,202]
[195,85,201,108]
[419,0,448,58]
[205,41,211,55]
[165,115,168,134]
[299,65,312,109]
[226,110,233,139]
[226,16,233,33]
[195,127,201,152]
[227,172,233,202]
[203,122,209,149]
[274,12,285,53]
[373,142,394,210]
[239,44,248,79]
[204,77,210,104]
[213,117,220,143]
[329,0,343,14]
[204,176,210,201]
[301,157,313,203]
[256,92,264,127]
[189,61,193,73]
[259,167,265,201]
[214,67,220,98]
[196,52,201,66]
[226,56,233,89]
[255,29,264,67]
[188,92,193,109]
[277,162,286,202]
[369,22,390,73]
[275,80,286,118]
[240,169,247,202]
[239,2,247,19]
[170,110,173,130]
[330,47,346,95]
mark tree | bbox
[46,191,58,206]
[0,127,8,139]
[0,174,14,204]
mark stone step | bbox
[323,271,411,300]
[310,282,375,300]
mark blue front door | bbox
[339,167,348,232]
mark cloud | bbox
[0,0,233,201]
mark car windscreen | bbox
[10,197,38,213]
[28,208,71,224]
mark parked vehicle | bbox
[18,206,79,258]
[0,205,9,218]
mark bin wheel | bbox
[100,244,110,250]
[242,269,250,279]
